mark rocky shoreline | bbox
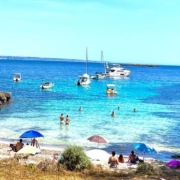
[0,91,11,106]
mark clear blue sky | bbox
[0,0,180,65]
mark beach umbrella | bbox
[17,145,41,155]
[87,135,109,148]
[166,160,180,168]
[86,149,109,162]
[19,130,44,138]
[133,143,157,160]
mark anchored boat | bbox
[40,82,54,89]
[106,84,118,94]
[13,73,21,82]
[77,47,91,86]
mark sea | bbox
[0,59,180,162]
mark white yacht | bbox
[13,73,21,82]
[77,47,91,86]
[105,63,131,77]
[40,82,54,89]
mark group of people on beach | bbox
[60,114,70,125]
[9,138,40,153]
[108,150,139,168]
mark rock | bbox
[3,92,11,101]
[0,91,12,105]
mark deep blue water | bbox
[0,60,180,161]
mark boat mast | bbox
[102,50,106,73]
[101,51,103,62]
[86,47,88,73]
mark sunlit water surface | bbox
[0,60,180,161]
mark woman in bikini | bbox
[65,115,70,125]
[108,151,119,168]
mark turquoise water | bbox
[0,60,180,161]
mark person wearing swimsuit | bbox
[60,114,64,124]
[65,115,70,125]
[108,151,119,168]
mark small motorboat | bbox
[106,84,118,94]
[13,73,21,82]
[40,82,54,89]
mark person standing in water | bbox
[60,114,64,124]
[111,110,115,117]
[79,106,82,111]
[65,115,70,125]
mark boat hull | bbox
[77,73,91,85]
[91,73,106,79]
[105,70,131,77]
[40,83,54,89]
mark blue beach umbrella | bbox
[19,130,44,138]
[134,143,157,160]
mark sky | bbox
[0,0,180,65]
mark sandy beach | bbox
[1,140,180,179]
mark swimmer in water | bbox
[111,111,115,117]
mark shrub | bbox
[136,162,154,175]
[60,145,90,171]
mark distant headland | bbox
[0,55,159,67]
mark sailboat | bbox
[91,51,106,79]
[77,47,91,85]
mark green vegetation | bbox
[1,145,180,179]
[1,157,180,179]
[136,162,154,175]
[60,145,90,171]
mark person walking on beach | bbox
[108,151,119,168]
[60,114,64,124]
[65,115,70,125]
